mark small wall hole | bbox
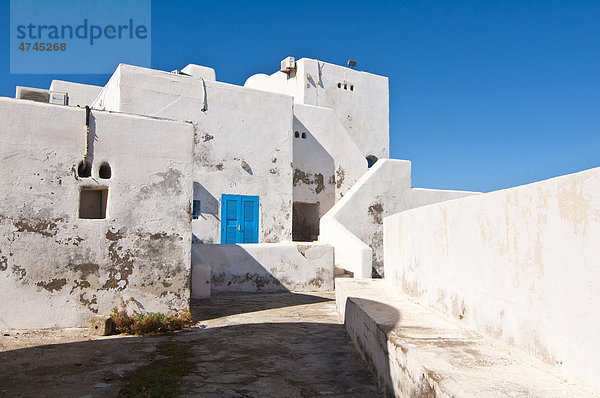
[294,131,300,138]
[350,85,354,91]
[77,161,91,178]
[366,155,378,168]
[99,163,111,179]
[302,132,307,139]
[337,83,341,88]
[344,83,348,90]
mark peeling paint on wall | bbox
[293,169,327,194]
[0,98,193,329]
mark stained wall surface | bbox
[292,104,368,221]
[0,98,194,328]
[384,167,600,389]
[193,242,334,293]
[94,64,294,244]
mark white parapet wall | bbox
[319,218,373,279]
[384,167,600,389]
[192,242,334,293]
[320,159,477,278]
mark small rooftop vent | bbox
[170,69,191,76]
[280,56,296,73]
[16,86,68,105]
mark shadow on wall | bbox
[0,293,383,397]
[194,243,334,295]
[292,117,336,212]
[209,245,293,293]
[76,111,98,176]
[193,182,219,218]
[192,182,219,244]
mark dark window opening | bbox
[79,188,107,219]
[302,132,307,139]
[77,161,91,178]
[337,83,341,88]
[350,85,354,91]
[292,202,320,242]
[192,200,201,219]
[366,155,378,168]
[344,83,347,90]
[99,163,111,179]
[294,131,300,138]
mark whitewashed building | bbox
[2,56,600,395]
[0,57,476,327]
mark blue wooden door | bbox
[221,194,259,243]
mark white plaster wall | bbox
[49,80,103,107]
[292,113,335,215]
[293,104,367,212]
[299,59,389,160]
[193,242,333,292]
[0,98,194,328]
[94,67,121,111]
[321,218,373,278]
[191,245,210,298]
[245,58,389,160]
[321,159,477,277]
[93,64,294,244]
[384,167,600,389]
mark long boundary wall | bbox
[384,167,600,389]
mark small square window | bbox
[192,200,201,219]
[79,188,107,219]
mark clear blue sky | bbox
[2,0,599,192]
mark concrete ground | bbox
[0,292,382,397]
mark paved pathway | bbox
[0,292,382,397]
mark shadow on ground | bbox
[0,292,383,398]
[190,291,333,321]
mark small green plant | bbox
[111,297,197,335]
[119,340,193,397]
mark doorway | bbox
[292,202,320,242]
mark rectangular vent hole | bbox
[79,187,108,219]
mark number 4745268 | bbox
[18,42,66,51]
